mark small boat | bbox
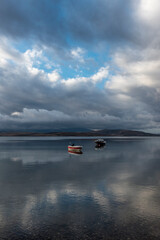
[94,139,106,146]
[68,144,82,153]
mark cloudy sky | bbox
[0,0,160,132]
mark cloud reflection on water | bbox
[0,138,160,239]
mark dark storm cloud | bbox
[0,0,137,47]
[0,65,106,116]
[66,0,137,44]
[0,0,66,47]
[129,86,160,121]
[0,65,116,130]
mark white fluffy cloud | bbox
[70,47,85,63]
[137,0,160,23]
[62,65,109,87]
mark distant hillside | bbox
[90,129,156,136]
[0,129,158,137]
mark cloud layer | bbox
[0,0,160,132]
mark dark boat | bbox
[94,139,106,147]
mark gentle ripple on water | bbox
[0,137,160,239]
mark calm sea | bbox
[0,137,160,239]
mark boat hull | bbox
[68,146,82,152]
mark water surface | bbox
[0,137,160,239]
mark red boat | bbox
[68,144,82,153]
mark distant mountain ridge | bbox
[0,129,158,136]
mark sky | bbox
[0,0,160,132]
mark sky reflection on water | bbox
[0,137,160,239]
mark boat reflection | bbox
[95,145,105,150]
[68,150,83,155]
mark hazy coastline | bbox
[0,129,159,137]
